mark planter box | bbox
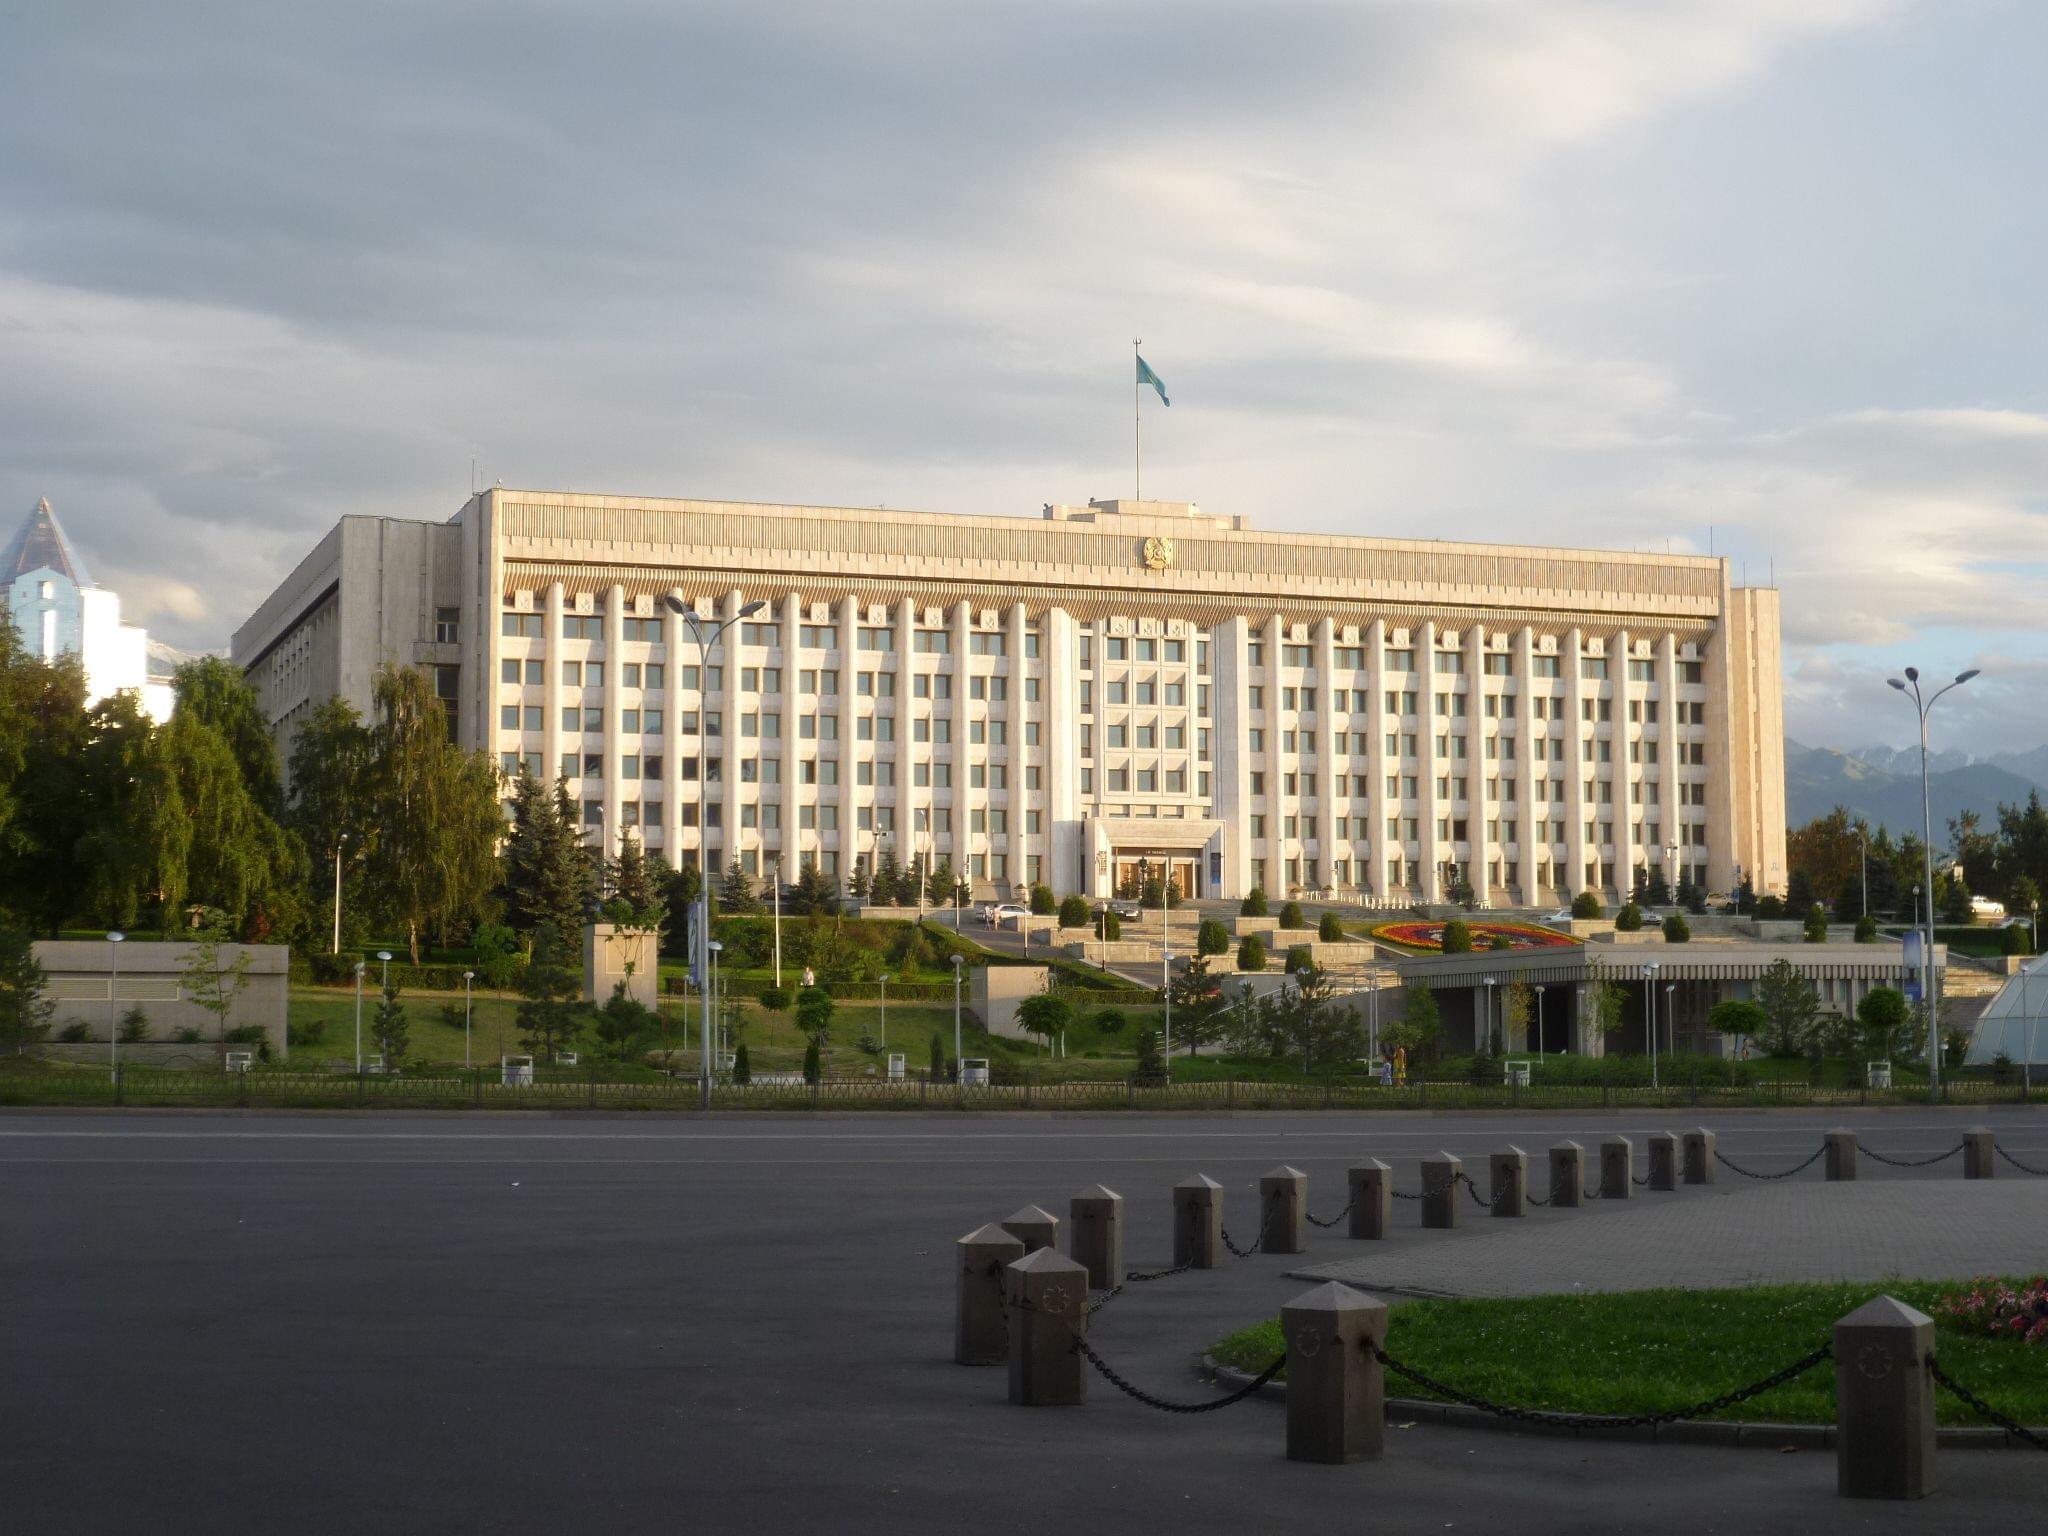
[1229,915,1280,938]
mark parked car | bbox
[1109,901,1144,920]
[1538,908,1573,925]
[1970,896,2008,921]
[987,903,1029,927]
[974,901,1000,922]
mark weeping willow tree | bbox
[362,663,503,964]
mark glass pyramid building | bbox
[1964,953,2048,1068]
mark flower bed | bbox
[1934,1277,2048,1344]
[1369,919,1581,953]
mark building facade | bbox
[5,498,175,719]
[231,490,1787,905]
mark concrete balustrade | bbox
[1682,1128,1716,1185]
[1548,1140,1585,1208]
[1069,1185,1123,1291]
[1174,1174,1224,1268]
[1005,1249,1089,1406]
[1260,1166,1308,1254]
[954,1223,1025,1365]
[1283,1282,1389,1464]
[1349,1160,1392,1240]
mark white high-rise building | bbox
[232,489,1788,905]
[4,498,174,720]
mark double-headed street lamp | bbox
[1889,666,1979,1099]
[107,931,124,1079]
[661,594,767,1107]
[1641,959,1660,1090]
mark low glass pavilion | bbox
[1964,955,2048,1068]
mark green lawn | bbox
[1211,1282,2048,1426]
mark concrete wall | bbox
[971,963,1049,1040]
[35,941,289,1054]
[584,924,659,1009]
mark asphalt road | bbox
[4,1106,2045,1535]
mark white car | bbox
[1970,896,2008,922]
[990,903,1029,926]
[1538,908,1573,925]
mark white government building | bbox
[231,490,1787,905]
[6,498,175,720]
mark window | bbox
[501,612,544,638]
[1106,636,1128,661]
[858,627,896,652]
[1580,656,1610,680]
[623,617,662,643]
[434,607,460,643]
[1532,655,1561,678]
[740,622,776,647]
[800,624,835,648]
[970,633,1006,656]
[563,616,602,641]
[1680,661,1704,685]
[1283,643,1313,667]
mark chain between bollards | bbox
[1072,1336,1285,1414]
[1927,1357,2048,1450]
[1858,1141,1964,1169]
[1994,1145,2048,1177]
[1714,1145,1828,1181]
[1305,1196,1357,1229]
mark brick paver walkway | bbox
[1292,1179,2048,1297]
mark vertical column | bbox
[1466,623,1488,906]
[1215,615,1251,897]
[662,587,686,870]
[1658,632,1682,894]
[1007,602,1027,889]
[1647,1131,1678,1190]
[1612,627,1632,900]
[1313,617,1337,892]
[1262,614,1285,892]
[1045,607,1081,894]
[951,601,974,893]
[1364,619,1388,900]
[543,581,565,797]
[602,583,626,858]
[719,590,744,882]
[779,592,802,884]
[1417,620,1443,901]
[894,598,917,892]
[1563,625,1591,901]
[1001,1204,1059,1254]
[1513,627,1541,905]
[1600,1135,1633,1198]
[837,596,860,891]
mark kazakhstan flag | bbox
[1136,354,1170,406]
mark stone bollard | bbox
[1002,1204,1059,1254]
[1420,1152,1461,1229]
[1835,1295,1936,1499]
[1489,1146,1527,1217]
[1963,1127,1996,1180]
[1006,1249,1089,1406]
[1283,1282,1390,1464]
[1069,1185,1124,1291]
[1682,1128,1716,1185]
[1260,1165,1308,1255]
[955,1223,1026,1365]
[1600,1136,1634,1200]
[1349,1160,1392,1240]
[1825,1129,1858,1181]
[1174,1174,1224,1269]
[1647,1132,1679,1191]
[1548,1140,1585,1208]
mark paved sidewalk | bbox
[1293,1179,2048,1297]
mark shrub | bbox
[1854,914,1878,944]
[2004,923,2032,956]
[1196,918,1230,957]
[1615,902,1644,932]
[172,1027,202,1043]
[1803,905,1829,944]
[1237,935,1268,971]
[929,1031,945,1079]
[1098,910,1121,941]
[795,987,834,1041]
[307,951,364,985]
[802,1039,821,1085]
[1165,885,1184,909]
[1091,1008,1127,1034]
[1755,895,1787,920]
[1318,912,1344,943]
[1489,934,1512,951]
[1662,913,1691,944]
[1570,892,1602,920]
[117,1005,151,1043]
[58,1020,90,1042]
[287,1018,329,1049]
[1133,1028,1165,1083]
[1140,877,1165,910]
[1279,901,1306,931]
[1240,887,1269,918]
[1058,894,1090,929]
[1285,944,1314,975]
[1030,884,1057,916]
[732,1042,751,1084]
[757,985,792,1013]
[1440,920,1473,954]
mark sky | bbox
[3,0,2045,757]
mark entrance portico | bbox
[1085,815,1223,901]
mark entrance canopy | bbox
[1965,956,2048,1068]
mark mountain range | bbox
[1785,740,2048,833]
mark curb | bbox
[1200,1356,2032,1449]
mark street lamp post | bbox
[772,854,783,990]
[331,832,348,955]
[878,972,890,1053]
[951,954,964,1079]
[1641,960,1660,1090]
[1665,982,1677,1060]
[1889,667,1979,1100]
[374,951,392,1072]
[352,960,366,1074]
[1856,826,1869,921]
[1162,949,1175,1071]
[708,940,724,1072]
[107,931,124,1079]
[1482,975,1496,1056]
[662,593,767,1110]
[1367,974,1380,1059]
[462,970,475,1070]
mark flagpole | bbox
[1133,336,1142,501]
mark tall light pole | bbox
[1482,975,1496,1055]
[771,853,783,989]
[107,931,124,1079]
[331,832,348,954]
[1889,666,1978,1100]
[1641,959,1659,1089]
[462,970,475,1070]
[1856,825,1869,921]
[1162,948,1175,1071]
[951,953,964,1078]
[1367,973,1380,1059]
[353,960,366,1074]
[878,972,890,1052]
[375,951,392,1071]
[662,593,767,1110]
[1665,982,1677,1059]
[708,940,724,1070]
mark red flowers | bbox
[1934,1277,2048,1344]
[1370,920,1581,953]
